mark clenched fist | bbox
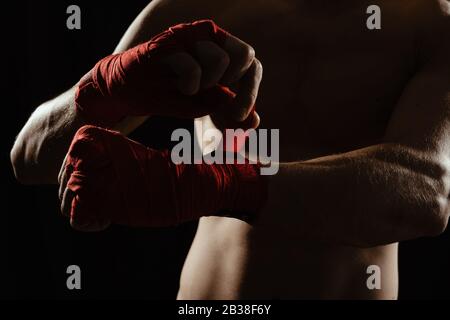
[75,20,263,129]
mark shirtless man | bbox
[10,0,450,299]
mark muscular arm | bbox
[10,2,159,184]
[265,3,450,247]
[10,0,216,184]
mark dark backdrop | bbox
[2,1,449,299]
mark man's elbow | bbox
[429,216,449,237]
[416,161,450,238]
[354,207,448,249]
[396,147,450,238]
[422,197,449,237]
[363,155,449,247]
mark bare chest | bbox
[220,2,416,159]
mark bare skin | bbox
[174,0,450,299]
[11,0,450,299]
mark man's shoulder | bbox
[398,0,449,32]
[149,0,283,25]
[411,0,450,65]
[149,0,239,21]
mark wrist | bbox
[174,160,268,224]
[220,162,268,223]
[74,58,127,128]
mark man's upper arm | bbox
[384,1,450,161]
[114,0,228,53]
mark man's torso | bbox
[178,0,426,299]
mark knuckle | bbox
[254,57,263,68]
[254,58,263,75]
[234,43,255,68]
[243,44,256,62]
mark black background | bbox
[2,1,449,299]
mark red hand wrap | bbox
[66,126,267,227]
[75,20,242,128]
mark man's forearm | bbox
[10,89,85,184]
[10,2,155,186]
[264,143,450,247]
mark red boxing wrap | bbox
[75,20,246,128]
[66,126,267,228]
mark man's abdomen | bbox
[178,216,399,300]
